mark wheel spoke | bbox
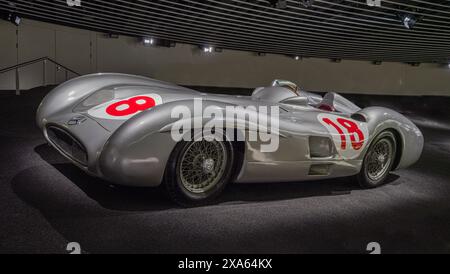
[179,139,228,194]
[365,138,393,181]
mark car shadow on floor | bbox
[30,143,400,212]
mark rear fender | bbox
[357,107,423,169]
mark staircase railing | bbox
[0,57,81,95]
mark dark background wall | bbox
[1,19,450,96]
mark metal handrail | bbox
[0,56,80,75]
[0,57,80,95]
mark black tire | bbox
[164,138,235,207]
[357,130,397,188]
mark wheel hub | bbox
[202,158,215,174]
[377,154,386,164]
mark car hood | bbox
[75,85,201,132]
[37,73,200,132]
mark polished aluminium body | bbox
[36,73,423,187]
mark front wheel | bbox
[164,138,235,206]
[357,130,397,188]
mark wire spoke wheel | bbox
[357,130,397,189]
[365,138,393,181]
[165,132,236,206]
[179,140,228,194]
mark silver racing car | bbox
[36,73,423,206]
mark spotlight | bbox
[299,0,314,8]
[143,37,154,46]
[6,13,20,26]
[201,46,214,53]
[400,14,417,29]
[293,55,301,61]
[142,38,174,48]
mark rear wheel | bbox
[164,138,235,206]
[357,131,397,188]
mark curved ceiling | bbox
[1,0,450,63]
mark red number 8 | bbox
[106,96,156,117]
[322,117,364,150]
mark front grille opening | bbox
[46,126,88,166]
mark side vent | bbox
[309,164,332,176]
[309,136,334,158]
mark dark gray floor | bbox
[1,87,450,254]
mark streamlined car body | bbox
[37,73,423,205]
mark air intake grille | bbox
[46,126,88,166]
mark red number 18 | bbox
[322,118,364,150]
